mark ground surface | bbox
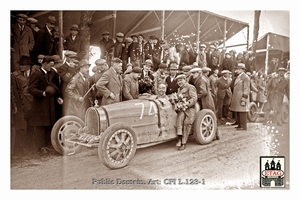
[10,119,290,190]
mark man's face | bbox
[17,18,26,26]
[235,68,242,75]
[170,69,177,76]
[116,36,123,42]
[157,84,167,96]
[278,71,285,77]
[143,64,151,72]
[97,63,108,72]
[103,34,109,40]
[191,71,200,79]
[44,61,54,71]
[70,30,78,36]
[19,64,31,72]
[177,78,186,87]
[159,68,166,73]
[138,36,144,42]
[80,65,90,76]
[46,22,55,30]
[132,72,141,80]
[113,62,123,74]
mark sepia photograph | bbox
[6,2,296,197]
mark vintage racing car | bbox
[51,95,217,169]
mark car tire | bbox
[281,102,289,123]
[193,109,217,145]
[247,102,258,122]
[51,116,84,155]
[98,122,137,169]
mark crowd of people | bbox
[10,13,290,155]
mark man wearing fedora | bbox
[65,59,92,120]
[64,24,85,60]
[28,56,62,151]
[35,15,58,58]
[123,67,142,100]
[11,13,35,72]
[11,56,34,154]
[229,63,250,130]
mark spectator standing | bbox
[197,44,207,68]
[153,63,167,94]
[139,59,155,94]
[122,67,142,100]
[209,42,221,76]
[256,72,267,108]
[26,17,40,64]
[188,43,198,65]
[99,31,115,65]
[121,37,133,72]
[220,52,234,75]
[96,58,123,106]
[182,65,192,84]
[113,32,124,59]
[65,59,92,120]
[35,15,57,58]
[208,68,219,109]
[179,45,190,71]
[165,63,179,95]
[64,24,85,60]
[168,44,182,65]
[28,56,62,151]
[229,63,251,130]
[11,13,35,72]
[216,70,232,121]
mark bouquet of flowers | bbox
[169,92,189,112]
[139,76,154,94]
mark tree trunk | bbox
[79,11,95,60]
[252,11,261,57]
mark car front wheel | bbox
[98,122,137,169]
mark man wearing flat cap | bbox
[165,63,179,95]
[139,59,155,94]
[123,67,142,100]
[144,35,162,71]
[153,63,167,94]
[99,31,114,65]
[196,44,207,68]
[65,59,92,120]
[114,32,125,60]
[229,63,250,130]
[96,58,123,105]
[263,67,289,126]
[216,70,232,121]
[35,15,58,60]
[11,13,35,71]
[174,74,198,150]
[64,24,85,60]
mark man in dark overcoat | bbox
[28,56,62,150]
[229,63,250,130]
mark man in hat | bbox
[208,68,219,109]
[263,68,289,126]
[165,62,179,95]
[174,74,198,150]
[11,55,34,154]
[123,67,142,100]
[182,65,193,83]
[144,35,162,71]
[153,63,167,94]
[35,15,57,58]
[90,59,109,105]
[65,59,92,120]
[28,56,62,151]
[57,50,78,101]
[209,42,221,76]
[96,58,123,106]
[99,31,115,64]
[11,13,35,71]
[64,24,85,60]
[121,37,133,71]
[220,52,234,76]
[216,70,233,121]
[188,43,198,65]
[114,32,125,59]
[229,63,250,130]
[197,44,207,68]
[139,59,154,94]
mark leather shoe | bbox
[178,144,185,151]
[236,127,247,130]
[231,122,238,126]
[213,135,220,141]
[176,139,182,147]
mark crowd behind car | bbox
[10,13,290,155]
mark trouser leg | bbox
[239,112,248,129]
[216,98,223,118]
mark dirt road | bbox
[10,122,289,190]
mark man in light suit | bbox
[96,58,123,106]
[229,63,250,130]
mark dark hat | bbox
[116,32,124,37]
[46,15,56,24]
[16,13,28,19]
[51,55,63,63]
[43,56,55,63]
[149,34,157,40]
[18,56,32,65]
[95,59,106,65]
[182,65,192,72]
[102,31,110,36]
[78,59,91,68]
[112,58,123,63]
[158,63,168,69]
[64,50,77,58]
[174,74,186,81]
[131,35,138,39]
[235,63,246,70]
[27,17,38,24]
[70,24,79,31]
[132,67,142,74]
[37,54,45,59]
[138,34,144,38]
